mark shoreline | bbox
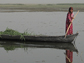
[0,4,84,12]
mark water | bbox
[0,12,67,36]
[0,12,84,63]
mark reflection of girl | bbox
[66,7,74,35]
[66,7,74,63]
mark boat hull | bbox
[0,33,78,43]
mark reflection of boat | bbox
[0,41,78,52]
[0,33,78,43]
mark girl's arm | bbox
[68,13,72,23]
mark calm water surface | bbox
[0,12,84,63]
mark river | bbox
[0,12,84,63]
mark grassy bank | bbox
[0,3,84,12]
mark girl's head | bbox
[69,7,73,13]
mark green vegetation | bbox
[0,3,84,8]
[0,3,84,12]
[0,28,32,40]
[0,28,31,36]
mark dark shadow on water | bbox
[0,41,78,53]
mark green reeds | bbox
[0,28,32,40]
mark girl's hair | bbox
[69,7,73,13]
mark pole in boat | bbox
[65,10,79,38]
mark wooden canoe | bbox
[0,33,78,43]
[0,41,78,52]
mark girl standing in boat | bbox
[66,7,74,63]
[66,7,74,35]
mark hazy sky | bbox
[0,0,84,4]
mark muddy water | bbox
[0,12,84,63]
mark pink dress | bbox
[66,12,74,35]
[66,50,73,63]
[66,12,74,63]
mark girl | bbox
[66,7,74,35]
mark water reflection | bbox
[0,41,78,63]
[0,41,78,52]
